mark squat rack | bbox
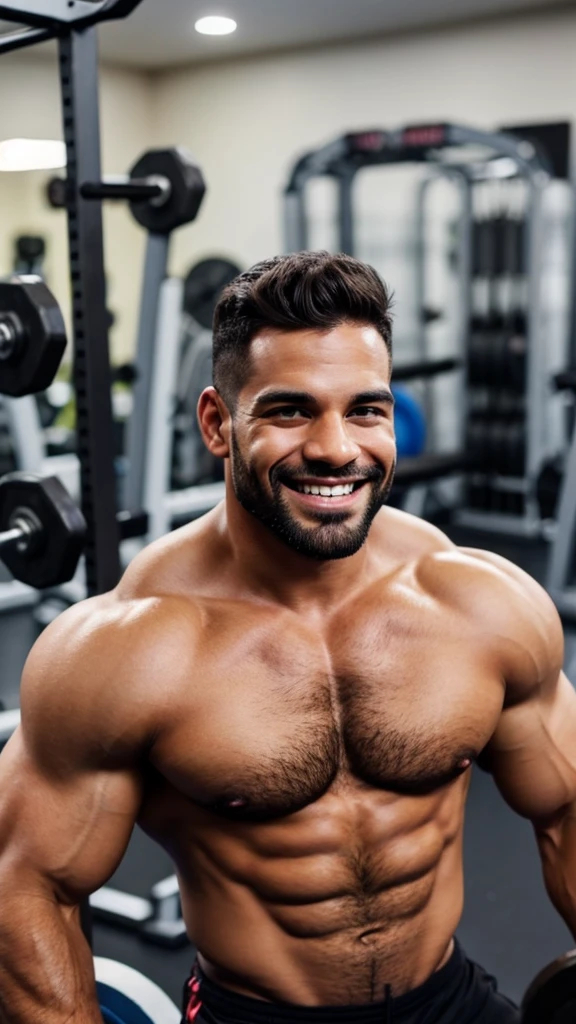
[0,0,145,596]
[284,123,558,535]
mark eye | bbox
[349,406,388,419]
[265,406,311,421]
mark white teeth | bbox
[296,483,355,497]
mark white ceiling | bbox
[96,0,575,68]
[1,0,573,69]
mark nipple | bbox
[458,759,472,772]
[227,797,248,809]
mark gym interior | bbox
[1,0,576,1021]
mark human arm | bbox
[463,548,576,940]
[0,596,159,1024]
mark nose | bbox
[302,412,361,468]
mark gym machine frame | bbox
[0,0,151,595]
[546,370,576,617]
[284,123,555,535]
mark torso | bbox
[118,507,508,1004]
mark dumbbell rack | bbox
[457,168,569,536]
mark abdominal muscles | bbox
[170,778,467,1005]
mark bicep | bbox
[0,599,152,903]
[0,723,143,903]
[482,670,576,823]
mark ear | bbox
[197,386,231,458]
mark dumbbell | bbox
[47,147,206,235]
[0,472,86,588]
[95,958,180,1024]
[522,950,576,1022]
[0,277,67,398]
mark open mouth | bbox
[281,479,369,504]
[286,481,364,497]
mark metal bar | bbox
[337,170,355,255]
[547,418,576,595]
[80,179,163,203]
[165,481,225,522]
[524,176,548,522]
[393,357,460,383]
[142,278,184,541]
[124,234,170,514]
[282,192,305,256]
[90,886,152,926]
[58,28,120,597]
[283,125,550,195]
[0,25,54,53]
[3,396,44,472]
[413,174,435,442]
[0,0,142,28]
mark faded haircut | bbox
[212,250,393,409]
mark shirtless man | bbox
[0,250,575,1024]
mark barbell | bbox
[47,147,206,235]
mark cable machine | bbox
[284,122,570,534]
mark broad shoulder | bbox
[20,588,202,766]
[415,543,564,691]
[374,508,562,690]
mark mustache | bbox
[275,465,384,484]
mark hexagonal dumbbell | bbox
[0,278,67,398]
[0,473,86,589]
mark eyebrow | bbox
[252,388,395,412]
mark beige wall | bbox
[150,6,576,280]
[0,53,153,362]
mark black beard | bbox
[229,430,395,561]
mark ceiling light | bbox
[194,15,237,36]
[0,138,66,172]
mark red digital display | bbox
[402,124,446,148]
[347,131,390,153]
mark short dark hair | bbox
[212,251,393,408]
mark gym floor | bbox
[1,527,575,1010]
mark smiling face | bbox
[213,322,397,561]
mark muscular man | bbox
[0,251,575,1024]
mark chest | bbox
[151,602,504,819]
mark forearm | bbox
[0,884,102,1024]
[535,801,576,940]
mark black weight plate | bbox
[0,278,66,397]
[0,473,86,589]
[522,952,576,1024]
[129,148,206,234]
[183,257,242,329]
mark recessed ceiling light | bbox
[0,138,66,172]
[194,15,237,36]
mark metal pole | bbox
[58,28,121,596]
[284,188,308,253]
[124,233,170,513]
[338,170,355,255]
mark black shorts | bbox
[181,940,520,1023]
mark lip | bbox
[281,480,369,511]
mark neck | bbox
[218,480,379,613]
